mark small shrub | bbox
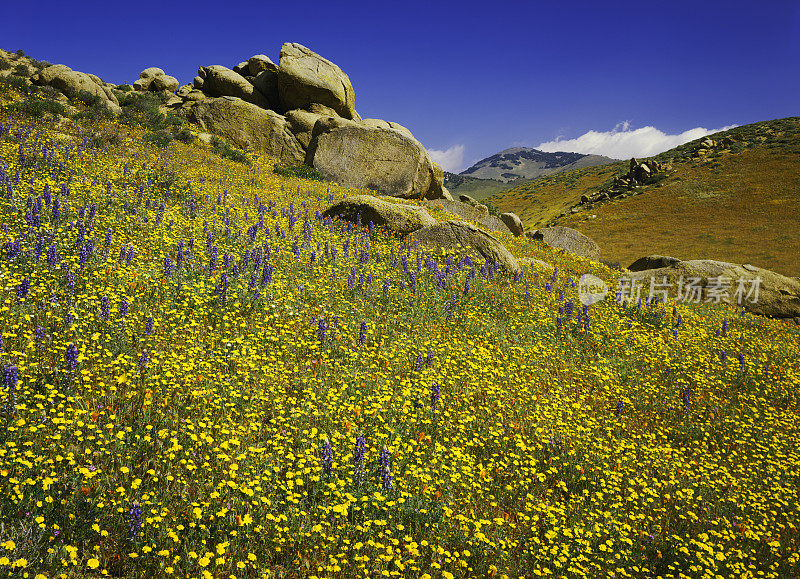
[28,59,50,71]
[73,89,101,108]
[210,136,249,164]
[143,131,173,148]
[273,163,324,181]
[15,49,25,57]
[174,127,194,143]
[0,57,11,70]
[13,63,30,77]
[4,97,67,118]
[0,75,31,96]
[116,84,133,92]
[38,85,63,100]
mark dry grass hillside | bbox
[487,118,800,276]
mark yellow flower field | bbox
[0,106,798,579]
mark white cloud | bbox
[427,144,465,173]
[536,121,738,159]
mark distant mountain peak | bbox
[459,147,617,182]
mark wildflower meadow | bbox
[0,105,798,579]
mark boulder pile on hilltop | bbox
[1,45,446,201]
[158,42,447,200]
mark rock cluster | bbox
[133,67,179,93]
[163,42,445,200]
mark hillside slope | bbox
[487,117,800,276]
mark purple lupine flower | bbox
[738,352,745,371]
[163,255,173,278]
[65,344,79,370]
[721,319,728,337]
[614,400,624,417]
[16,276,31,299]
[681,387,691,413]
[556,316,563,332]
[415,353,424,371]
[414,395,423,410]
[431,382,440,409]
[2,364,18,415]
[353,434,366,486]
[100,296,110,320]
[137,350,149,370]
[378,446,392,490]
[215,272,229,304]
[320,439,333,476]
[144,315,154,336]
[34,326,45,348]
[359,321,367,346]
[426,349,434,368]
[46,244,59,267]
[129,502,143,541]
[119,298,129,318]
[317,318,327,343]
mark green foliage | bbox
[15,49,25,57]
[0,75,31,96]
[0,56,11,70]
[273,163,324,181]
[72,89,101,108]
[210,135,249,164]
[12,63,30,77]
[173,127,194,144]
[483,200,501,217]
[3,97,67,118]
[143,131,173,148]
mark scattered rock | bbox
[250,69,280,111]
[322,194,436,235]
[410,220,520,272]
[500,212,524,236]
[277,42,356,119]
[625,260,800,320]
[248,54,278,75]
[529,226,600,261]
[150,74,179,92]
[189,97,304,165]
[198,65,271,109]
[628,255,681,271]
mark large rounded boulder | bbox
[624,259,800,320]
[32,64,118,105]
[529,226,600,261]
[322,195,436,235]
[409,220,520,272]
[189,97,305,165]
[277,43,356,119]
[307,123,445,200]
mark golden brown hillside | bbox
[487,117,800,276]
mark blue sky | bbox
[3,0,798,172]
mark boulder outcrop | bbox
[410,220,520,272]
[189,97,304,165]
[623,260,800,320]
[528,226,600,261]
[322,195,436,235]
[31,64,119,105]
